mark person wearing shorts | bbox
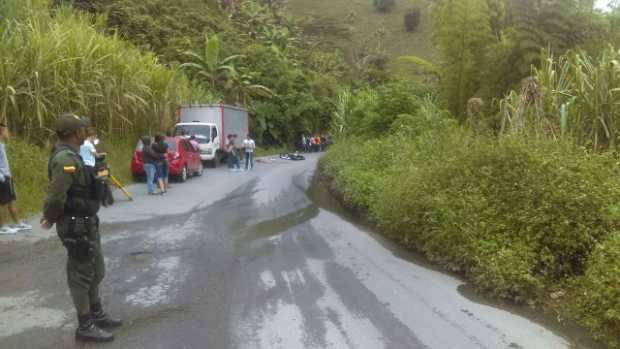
[0,123,32,234]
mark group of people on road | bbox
[141,134,170,196]
[301,134,331,153]
[226,133,256,171]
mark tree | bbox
[373,0,395,13]
[431,0,494,118]
[181,34,244,92]
[404,8,421,32]
[226,70,274,105]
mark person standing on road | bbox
[152,134,169,193]
[40,114,122,343]
[0,123,32,235]
[243,134,256,170]
[141,137,165,195]
[315,135,322,152]
[227,134,241,171]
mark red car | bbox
[131,136,203,182]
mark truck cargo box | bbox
[177,104,249,149]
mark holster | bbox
[59,216,97,262]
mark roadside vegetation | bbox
[321,1,620,347]
[1,0,346,216]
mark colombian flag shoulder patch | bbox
[63,166,76,174]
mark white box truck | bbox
[174,104,249,167]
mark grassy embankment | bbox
[0,0,210,220]
[321,129,620,348]
[286,0,435,65]
[6,139,134,220]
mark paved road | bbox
[0,154,605,349]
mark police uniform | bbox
[43,114,121,343]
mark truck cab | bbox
[174,122,221,165]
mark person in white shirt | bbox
[243,134,256,170]
[80,128,106,168]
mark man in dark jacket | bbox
[141,137,165,195]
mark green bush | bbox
[570,233,620,347]
[404,8,421,32]
[324,127,620,307]
[372,135,620,299]
[373,0,395,13]
[6,139,49,219]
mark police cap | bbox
[55,113,89,136]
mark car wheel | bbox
[180,166,188,182]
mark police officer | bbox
[40,113,122,343]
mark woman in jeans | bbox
[152,134,170,192]
[142,137,165,195]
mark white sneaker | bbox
[11,222,32,231]
[0,226,19,235]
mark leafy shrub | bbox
[404,8,421,32]
[325,128,620,303]
[321,136,403,209]
[570,233,620,347]
[373,0,395,13]
[347,80,425,138]
[5,140,48,218]
[372,135,620,299]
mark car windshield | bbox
[194,134,209,144]
[175,125,211,143]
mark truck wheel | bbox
[180,166,188,182]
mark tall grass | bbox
[500,47,620,151]
[0,0,214,219]
[0,2,213,143]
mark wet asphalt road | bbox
[0,154,606,349]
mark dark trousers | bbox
[58,216,105,317]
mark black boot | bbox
[91,302,123,329]
[75,314,114,343]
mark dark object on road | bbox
[43,114,122,343]
[280,153,306,161]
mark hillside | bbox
[286,0,436,64]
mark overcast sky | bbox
[596,0,613,10]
